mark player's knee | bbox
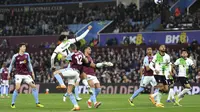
[88,80,94,88]
[185,84,191,89]
[53,70,60,75]
[158,83,163,89]
[31,84,36,88]
[29,81,36,88]
[95,83,101,88]
[15,85,21,90]
[163,86,169,92]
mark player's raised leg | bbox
[53,70,66,89]
[81,73,93,95]
[175,78,191,106]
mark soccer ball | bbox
[57,53,63,61]
[154,0,163,4]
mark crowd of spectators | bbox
[162,8,200,29]
[112,1,161,33]
[0,43,200,84]
[0,0,163,36]
[0,0,90,5]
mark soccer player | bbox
[82,46,102,108]
[8,43,44,108]
[0,62,9,98]
[173,49,195,106]
[128,47,157,106]
[61,44,112,111]
[149,45,171,108]
[51,25,92,89]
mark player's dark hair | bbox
[147,47,152,50]
[58,35,67,42]
[70,44,77,50]
[18,42,27,51]
[181,49,188,53]
[82,46,90,53]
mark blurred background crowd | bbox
[0,0,176,36]
[0,42,200,84]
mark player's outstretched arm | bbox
[27,53,35,80]
[86,61,113,69]
[69,25,92,44]
[8,55,16,79]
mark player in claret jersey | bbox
[0,62,9,98]
[60,44,112,111]
[51,25,92,89]
[83,46,103,108]
[8,43,44,108]
[128,47,157,106]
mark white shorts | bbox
[59,68,80,85]
[87,75,100,84]
[1,80,9,86]
[140,76,157,87]
[15,75,34,84]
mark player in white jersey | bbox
[173,49,195,106]
[51,26,92,89]
[149,45,172,108]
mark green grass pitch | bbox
[1,94,200,112]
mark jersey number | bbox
[75,55,83,65]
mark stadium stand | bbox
[0,43,199,83]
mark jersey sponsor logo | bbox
[20,60,27,64]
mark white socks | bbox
[152,92,159,97]
[156,92,162,104]
[177,88,190,102]
[178,88,190,98]
[167,88,175,100]
[82,79,89,88]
